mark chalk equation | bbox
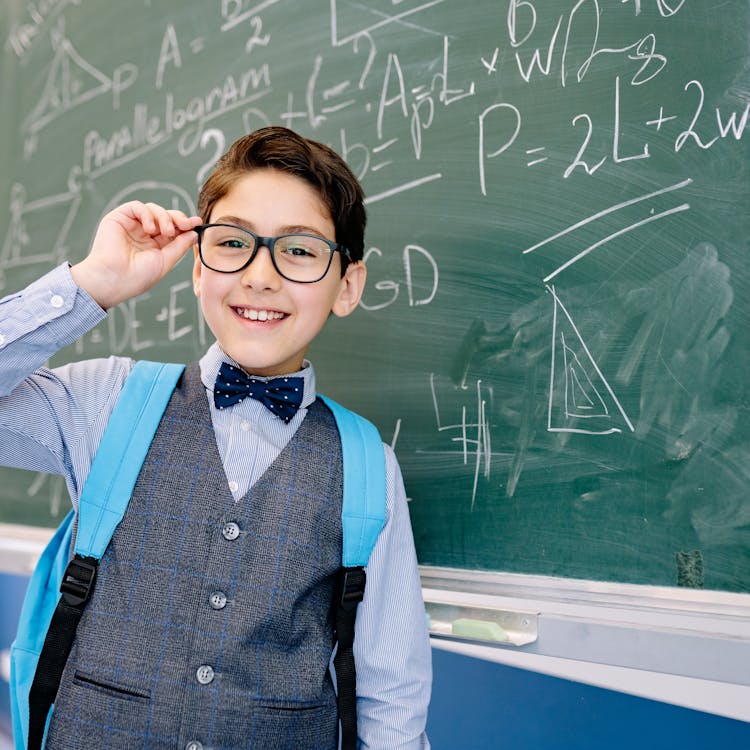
[428,373,492,509]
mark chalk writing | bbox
[81,68,271,177]
[155,24,182,90]
[360,244,439,311]
[623,0,685,18]
[522,178,692,275]
[330,0,448,47]
[675,80,750,152]
[24,21,137,138]
[221,0,280,32]
[429,373,492,509]
[505,0,669,88]
[6,0,80,58]
[0,180,82,288]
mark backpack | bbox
[9,361,386,750]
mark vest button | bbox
[222,521,240,541]
[186,742,203,750]
[196,664,215,684]
[209,591,227,610]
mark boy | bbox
[0,127,431,749]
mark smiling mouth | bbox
[233,306,286,322]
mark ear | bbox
[331,261,367,318]
[192,245,202,297]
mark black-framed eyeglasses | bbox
[195,223,351,283]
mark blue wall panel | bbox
[428,647,750,750]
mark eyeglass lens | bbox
[199,224,335,281]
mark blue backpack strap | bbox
[22,360,183,750]
[318,394,386,567]
[318,394,386,750]
[10,511,75,750]
[75,361,185,558]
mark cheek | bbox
[297,289,336,322]
[197,273,229,302]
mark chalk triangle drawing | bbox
[25,25,112,134]
[0,182,82,290]
[546,284,634,435]
[562,331,610,419]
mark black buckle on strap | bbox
[338,567,366,612]
[60,555,98,607]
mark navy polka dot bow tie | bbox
[213,362,304,423]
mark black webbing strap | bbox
[27,554,98,750]
[333,566,366,750]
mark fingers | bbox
[118,201,202,240]
[170,209,203,232]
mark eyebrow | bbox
[212,215,331,238]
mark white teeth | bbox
[237,308,283,321]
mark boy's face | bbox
[193,168,366,376]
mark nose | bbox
[239,244,282,289]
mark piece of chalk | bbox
[451,618,509,642]
[429,619,453,636]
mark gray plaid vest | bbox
[45,364,342,749]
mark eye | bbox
[219,237,250,250]
[284,243,315,257]
[276,235,330,261]
[203,226,254,252]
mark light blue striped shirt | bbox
[0,263,431,749]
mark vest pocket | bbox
[248,700,338,749]
[44,670,153,749]
[72,670,151,702]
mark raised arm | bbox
[0,202,200,485]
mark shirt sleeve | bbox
[353,444,432,749]
[0,263,131,504]
[0,263,107,395]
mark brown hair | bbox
[197,126,366,263]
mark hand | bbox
[71,201,202,310]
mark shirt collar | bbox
[199,342,317,410]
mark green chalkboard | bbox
[1,1,749,591]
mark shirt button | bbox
[196,665,215,685]
[209,591,227,610]
[222,521,240,541]
[49,294,64,308]
[228,480,239,493]
[186,742,203,750]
